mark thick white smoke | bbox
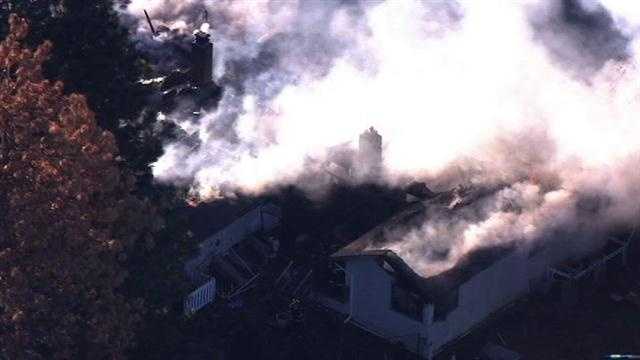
[124,0,640,275]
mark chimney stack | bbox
[357,127,383,178]
[192,30,213,86]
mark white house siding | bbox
[321,251,535,358]
[321,257,434,357]
[526,243,572,287]
[428,243,582,354]
[321,242,582,358]
[428,250,529,352]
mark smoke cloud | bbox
[529,0,632,78]
[122,0,640,276]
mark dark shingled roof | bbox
[332,202,427,256]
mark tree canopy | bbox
[0,14,148,359]
[0,1,158,173]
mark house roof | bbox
[331,185,515,305]
[551,237,629,279]
[332,201,427,257]
[335,242,513,305]
[332,183,501,257]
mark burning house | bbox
[315,189,631,359]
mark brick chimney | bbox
[357,127,383,178]
[192,30,213,86]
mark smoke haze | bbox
[122,0,640,276]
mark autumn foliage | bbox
[0,15,148,359]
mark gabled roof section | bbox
[332,201,427,257]
[330,185,516,304]
[333,244,514,305]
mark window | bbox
[324,262,350,303]
[391,282,423,322]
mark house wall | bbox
[320,257,434,358]
[428,243,576,354]
[428,250,529,352]
[321,242,580,358]
[526,242,573,287]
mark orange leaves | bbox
[81,142,98,155]
[48,121,62,135]
[36,159,59,176]
[1,35,49,89]
[33,40,52,65]
[8,14,28,42]
[0,15,147,359]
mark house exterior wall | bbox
[320,257,434,357]
[320,240,588,358]
[428,249,529,352]
[526,242,572,287]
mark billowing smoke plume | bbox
[529,0,632,78]
[122,0,640,276]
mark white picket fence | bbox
[184,278,216,316]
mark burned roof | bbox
[332,185,516,305]
[332,184,476,256]
[405,181,436,200]
[334,243,513,307]
[332,201,427,256]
